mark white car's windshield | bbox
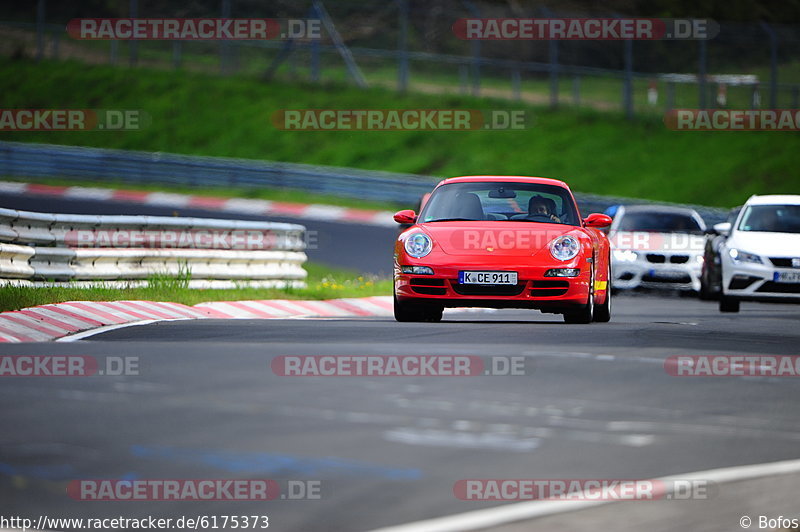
[738,204,800,234]
[419,182,581,226]
[617,211,704,234]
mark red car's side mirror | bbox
[393,209,417,225]
[584,213,613,228]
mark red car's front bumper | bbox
[394,259,592,312]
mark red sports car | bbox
[393,176,613,323]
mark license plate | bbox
[648,269,685,279]
[774,271,800,283]
[459,271,518,285]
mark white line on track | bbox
[57,319,189,342]
[367,457,800,532]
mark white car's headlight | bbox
[728,248,762,264]
[405,232,432,258]
[613,249,638,262]
[550,235,581,261]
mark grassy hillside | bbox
[1,58,799,207]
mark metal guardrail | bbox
[0,206,308,284]
[0,141,437,205]
[0,141,729,224]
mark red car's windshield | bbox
[419,182,581,226]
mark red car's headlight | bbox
[404,232,433,258]
[550,235,580,261]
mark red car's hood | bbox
[419,221,577,257]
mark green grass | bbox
[0,262,392,313]
[1,57,800,208]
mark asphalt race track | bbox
[0,192,396,275]
[1,296,799,531]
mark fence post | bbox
[471,40,481,97]
[623,39,633,119]
[129,0,138,66]
[52,31,59,59]
[172,41,182,69]
[751,83,761,109]
[308,2,321,82]
[459,64,468,94]
[698,39,707,109]
[572,75,580,107]
[512,70,521,101]
[760,22,778,109]
[36,0,46,61]
[666,81,675,111]
[461,1,481,97]
[110,40,119,65]
[220,0,232,75]
[549,40,559,108]
[397,0,409,92]
[310,36,320,82]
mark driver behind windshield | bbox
[528,196,562,223]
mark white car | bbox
[717,195,800,312]
[608,205,707,292]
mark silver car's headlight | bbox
[728,248,762,264]
[405,232,432,258]
[613,249,638,262]
[550,235,580,261]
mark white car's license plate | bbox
[773,271,800,283]
[459,271,518,285]
[649,269,685,279]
